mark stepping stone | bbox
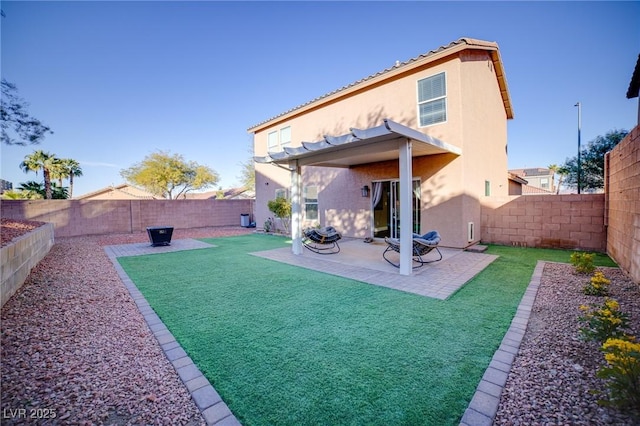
[466,244,488,253]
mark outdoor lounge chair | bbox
[383,230,442,268]
[303,226,342,254]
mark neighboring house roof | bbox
[76,183,157,200]
[627,53,640,99]
[248,37,513,132]
[509,168,552,177]
[508,172,528,185]
[522,184,554,195]
[180,187,255,200]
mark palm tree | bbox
[1,189,40,199]
[60,158,82,198]
[17,181,45,199]
[19,150,57,199]
[50,158,68,188]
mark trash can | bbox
[240,214,250,227]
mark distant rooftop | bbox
[509,168,552,177]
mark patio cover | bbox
[254,119,462,275]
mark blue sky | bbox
[1,1,638,197]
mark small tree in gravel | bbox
[267,197,291,234]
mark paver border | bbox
[104,239,241,426]
[459,260,546,426]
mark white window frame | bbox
[417,72,447,127]
[280,126,291,149]
[267,131,279,152]
[303,185,318,221]
[540,177,549,189]
[275,188,289,200]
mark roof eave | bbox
[248,38,514,133]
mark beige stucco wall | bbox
[0,199,253,238]
[606,126,640,282]
[253,46,509,248]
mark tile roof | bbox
[76,183,157,199]
[509,168,552,177]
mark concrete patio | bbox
[251,238,498,300]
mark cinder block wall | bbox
[606,127,640,283]
[1,223,54,307]
[0,199,254,238]
[481,194,606,252]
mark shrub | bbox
[583,271,611,296]
[578,298,631,342]
[264,217,274,233]
[598,338,640,413]
[267,197,291,233]
[571,251,596,274]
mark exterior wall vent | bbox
[468,222,475,242]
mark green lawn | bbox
[118,235,615,425]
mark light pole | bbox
[575,102,582,194]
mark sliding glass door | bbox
[372,179,420,239]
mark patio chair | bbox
[303,226,342,254]
[383,230,442,268]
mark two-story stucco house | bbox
[249,37,514,274]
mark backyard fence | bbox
[605,126,640,283]
[0,199,254,238]
[481,194,606,252]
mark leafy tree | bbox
[268,196,291,233]
[238,143,255,191]
[561,129,628,192]
[120,150,219,199]
[19,150,58,199]
[1,79,53,145]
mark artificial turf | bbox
[117,235,616,425]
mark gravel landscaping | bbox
[1,220,639,424]
[494,263,640,425]
[1,223,251,425]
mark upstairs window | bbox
[267,126,292,152]
[540,178,549,189]
[267,131,278,152]
[417,72,446,127]
[280,126,291,149]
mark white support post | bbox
[399,138,413,275]
[290,160,303,255]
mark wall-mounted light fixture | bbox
[361,185,370,197]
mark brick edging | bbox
[104,245,242,426]
[459,260,545,425]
